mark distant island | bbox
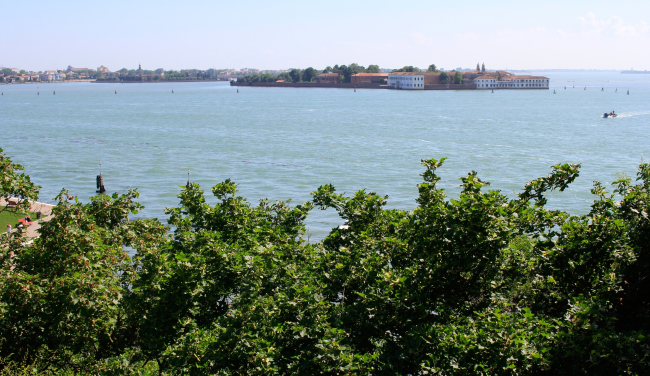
[621,69,650,74]
[1,65,270,84]
[94,64,235,82]
[232,63,549,91]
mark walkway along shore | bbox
[1,198,55,238]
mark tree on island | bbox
[439,71,450,84]
[392,66,421,72]
[454,70,463,84]
[289,69,303,83]
[303,67,317,82]
[272,72,289,82]
[240,63,379,83]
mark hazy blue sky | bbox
[3,0,649,71]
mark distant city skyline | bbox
[3,0,649,72]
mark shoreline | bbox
[2,79,232,85]
[1,79,96,85]
[92,79,231,84]
[230,81,549,91]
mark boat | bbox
[602,112,617,118]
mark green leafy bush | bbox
[1,149,649,375]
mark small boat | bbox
[602,112,617,118]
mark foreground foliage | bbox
[0,148,40,214]
[1,151,649,375]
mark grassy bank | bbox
[0,209,39,229]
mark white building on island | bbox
[387,73,426,90]
[474,75,549,89]
[471,63,549,89]
[386,63,549,90]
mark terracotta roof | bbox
[514,75,549,79]
[388,72,421,75]
[352,73,388,76]
[388,72,442,76]
[475,75,495,80]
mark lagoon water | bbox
[1,72,649,240]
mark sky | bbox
[2,0,650,72]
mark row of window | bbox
[478,83,547,88]
[477,79,548,83]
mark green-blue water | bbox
[1,72,649,239]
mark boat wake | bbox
[616,111,650,118]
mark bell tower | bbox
[476,63,480,72]
[481,63,485,73]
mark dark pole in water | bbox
[115,90,117,94]
[627,89,629,95]
[96,162,106,193]
[602,87,604,91]
[491,89,494,93]
[53,91,55,95]
[172,90,174,94]
[186,170,191,188]
[38,92,39,95]
[237,89,239,93]
[554,90,556,94]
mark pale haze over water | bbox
[2,1,649,70]
[1,71,649,240]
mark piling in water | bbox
[96,175,106,193]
